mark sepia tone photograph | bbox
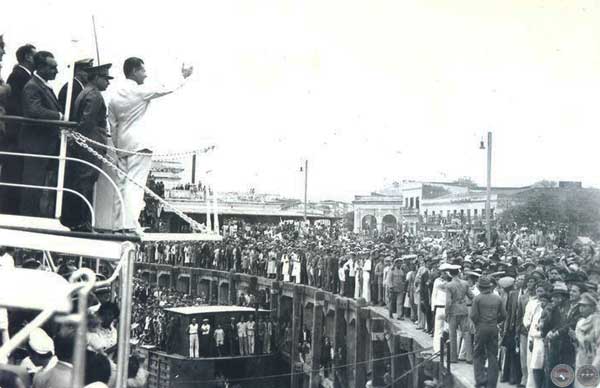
[0,1,599,388]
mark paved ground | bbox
[368,305,513,388]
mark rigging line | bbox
[70,131,216,158]
[383,351,441,388]
[171,347,436,384]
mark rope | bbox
[383,351,440,387]
[67,131,207,233]
[171,347,436,385]
[69,131,216,159]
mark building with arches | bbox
[352,193,405,235]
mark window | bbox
[410,197,414,208]
[490,208,495,219]
[416,197,420,209]
[474,209,478,216]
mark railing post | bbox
[115,243,136,388]
[54,130,68,219]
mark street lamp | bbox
[480,132,492,247]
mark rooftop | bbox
[164,305,271,315]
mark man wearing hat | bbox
[61,63,113,231]
[385,258,405,320]
[20,327,57,376]
[58,58,93,117]
[574,292,600,378]
[444,264,473,363]
[470,276,506,388]
[541,281,579,388]
[498,276,521,385]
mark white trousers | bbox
[362,272,371,303]
[433,307,445,353]
[189,334,199,358]
[114,153,153,230]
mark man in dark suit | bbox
[1,44,36,215]
[20,50,63,217]
[58,58,93,119]
[61,63,112,230]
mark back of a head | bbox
[123,57,144,78]
[0,369,27,388]
[33,51,53,71]
[16,44,36,64]
[53,324,76,362]
[84,350,111,385]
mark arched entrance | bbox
[177,275,190,294]
[198,279,210,301]
[158,273,170,288]
[382,214,397,231]
[361,215,377,235]
[218,282,229,304]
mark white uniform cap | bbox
[29,328,54,355]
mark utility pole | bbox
[191,152,197,184]
[304,159,308,221]
[485,131,492,247]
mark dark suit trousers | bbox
[473,324,499,388]
[0,142,24,215]
[20,157,56,217]
[61,147,102,227]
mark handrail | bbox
[0,146,127,230]
[69,268,97,388]
[0,268,96,363]
[0,114,79,128]
[0,182,95,226]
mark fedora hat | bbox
[477,276,493,289]
[551,281,569,297]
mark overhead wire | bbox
[171,346,436,385]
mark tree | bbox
[532,180,558,188]
[499,188,600,240]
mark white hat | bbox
[439,263,460,271]
[29,328,54,355]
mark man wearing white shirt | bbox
[187,318,199,358]
[108,57,192,232]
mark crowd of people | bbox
[139,219,600,388]
[130,278,280,359]
[0,246,148,388]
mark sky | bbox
[2,0,600,201]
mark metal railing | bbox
[0,115,126,230]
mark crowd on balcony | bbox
[139,219,600,388]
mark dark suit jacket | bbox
[58,78,84,118]
[4,65,33,147]
[20,75,61,155]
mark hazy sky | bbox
[2,0,599,201]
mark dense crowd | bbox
[139,219,600,388]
